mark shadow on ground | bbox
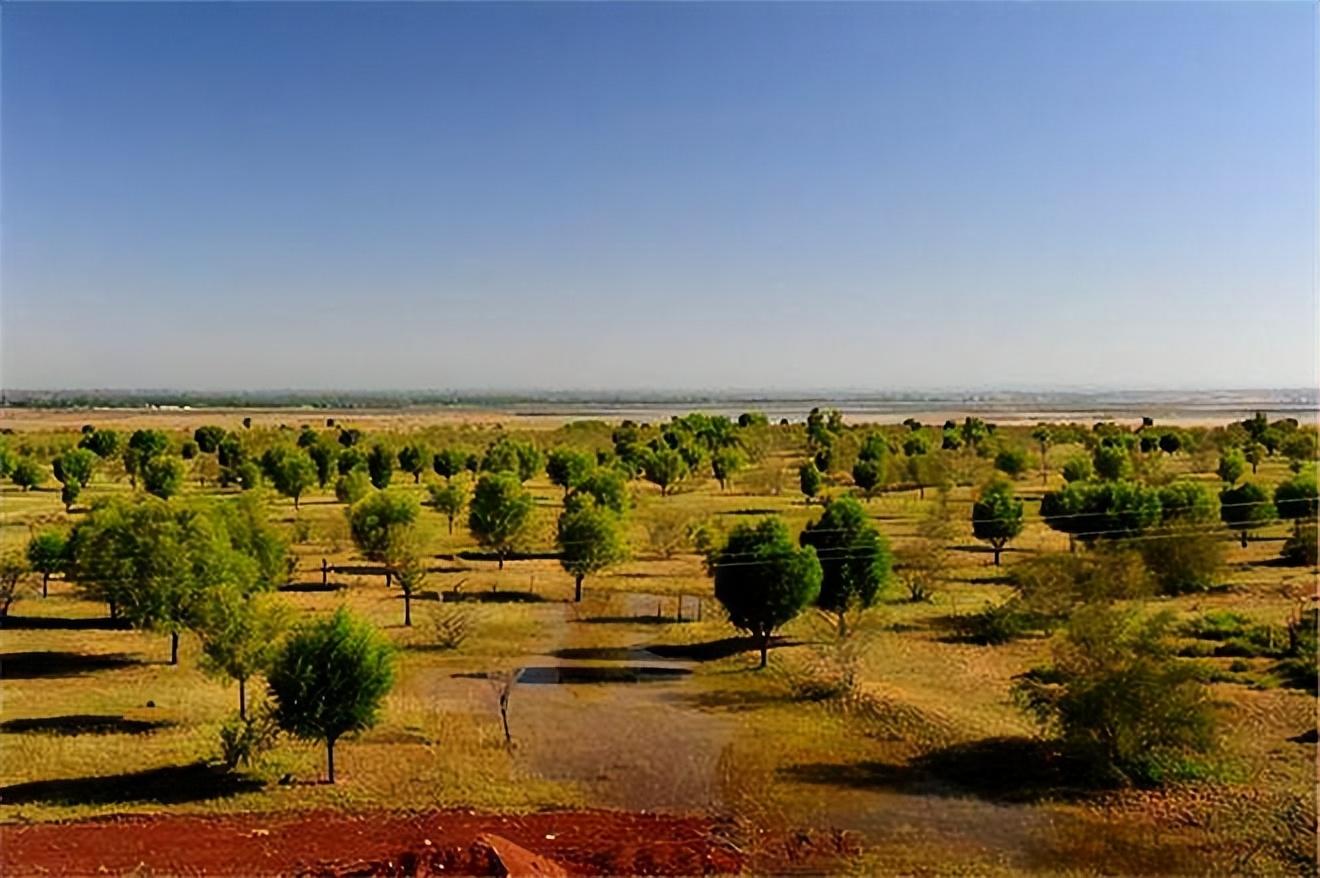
[516,665,692,684]
[0,714,171,736]
[0,762,263,806]
[1,615,132,631]
[647,636,798,662]
[781,736,1103,804]
[278,581,345,593]
[1,652,144,679]
[441,591,546,604]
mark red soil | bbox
[1,809,778,876]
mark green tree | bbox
[1014,605,1215,785]
[481,437,543,482]
[53,448,97,489]
[366,444,394,490]
[468,472,534,570]
[432,447,468,482]
[1042,481,1162,549]
[0,553,31,619]
[338,447,367,476]
[711,447,746,492]
[1092,444,1132,481]
[428,479,468,534]
[67,497,233,663]
[642,447,688,496]
[710,518,822,668]
[1219,482,1275,548]
[348,490,419,588]
[1243,442,1264,475]
[261,447,317,508]
[1156,481,1219,524]
[546,448,594,497]
[61,481,82,512]
[800,496,892,635]
[143,455,185,500]
[79,428,123,459]
[1061,454,1093,483]
[851,458,884,500]
[26,530,68,598]
[193,426,226,454]
[267,608,395,783]
[197,588,290,718]
[1030,426,1053,483]
[397,444,429,484]
[10,458,44,492]
[1273,468,1317,565]
[308,441,338,489]
[571,467,629,515]
[972,480,1024,566]
[798,461,823,505]
[557,498,628,601]
[994,447,1029,479]
[1216,448,1246,485]
[335,470,372,505]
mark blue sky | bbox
[2,2,1315,391]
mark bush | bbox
[335,470,372,505]
[1136,529,1226,595]
[1015,605,1217,786]
[218,710,279,770]
[957,601,1032,645]
[423,605,473,651]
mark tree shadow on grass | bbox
[1,615,132,631]
[516,665,691,684]
[719,508,780,517]
[441,591,545,604]
[575,614,675,625]
[0,762,262,806]
[0,714,172,736]
[1,652,144,679]
[546,646,667,662]
[647,636,799,662]
[781,737,1105,804]
[278,581,345,593]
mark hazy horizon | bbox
[3,2,1316,390]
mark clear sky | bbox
[2,2,1315,392]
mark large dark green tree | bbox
[799,496,892,635]
[468,472,534,569]
[1220,482,1275,548]
[711,518,822,668]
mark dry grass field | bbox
[0,408,1314,876]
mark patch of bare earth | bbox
[0,809,856,876]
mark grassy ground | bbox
[0,414,1314,874]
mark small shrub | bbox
[424,605,473,651]
[218,710,279,770]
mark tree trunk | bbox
[993,544,1002,566]
[1240,530,1248,548]
[574,574,583,602]
[758,635,769,669]
[447,516,454,535]
[170,631,180,665]
[294,494,300,510]
[498,551,505,571]
[404,589,412,627]
[919,485,925,499]
[42,572,48,598]
[326,737,336,784]
[238,677,247,720]
[385,570,392,589]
